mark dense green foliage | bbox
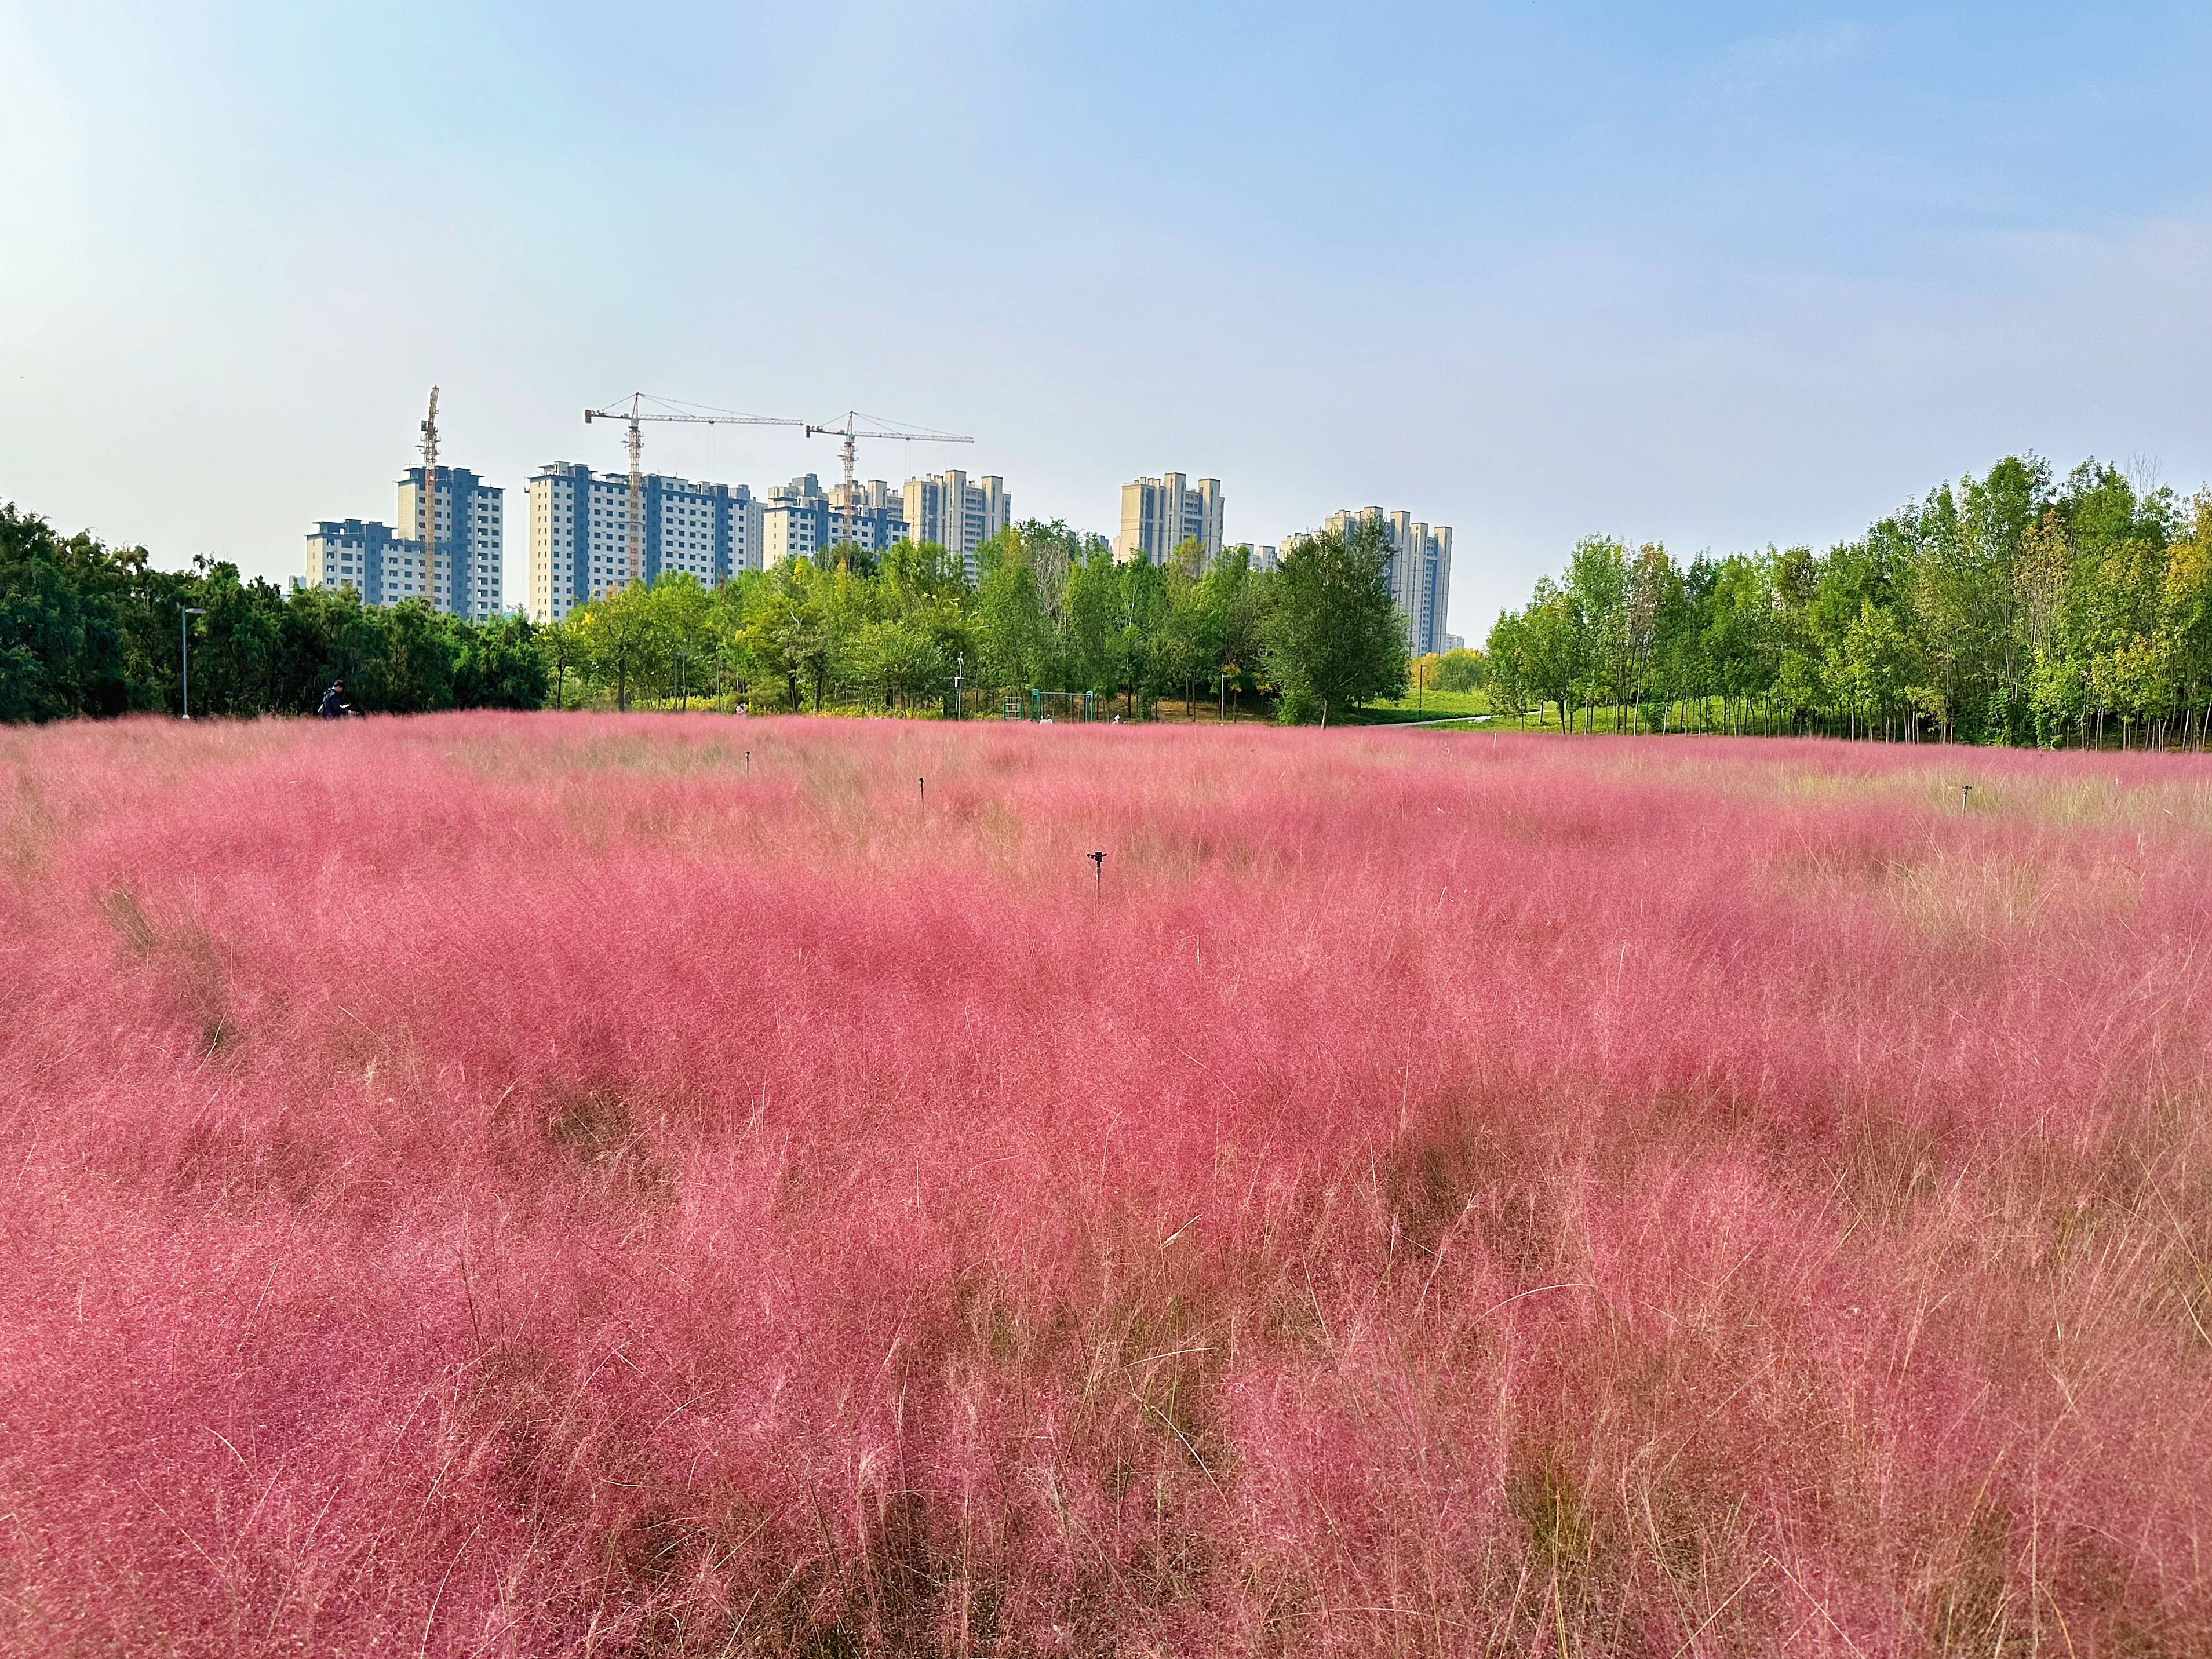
[1426,647,1486,694]
[0,504,548,720]
[1488,457,2212,746]
[553,523,1300,718]
[3,503,1416,724]
[1258,517,1409,723]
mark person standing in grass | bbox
[316,680,351,719]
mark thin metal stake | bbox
[180,604,205,719]
[1088,849,1106,899]
[1962,784,1972,812]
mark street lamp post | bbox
[180,606,206,719]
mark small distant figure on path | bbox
[317,680,351,720]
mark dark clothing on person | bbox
[318,687,348,719]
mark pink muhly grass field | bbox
[4,714,2212,1656]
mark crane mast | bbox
[585,395,807,590]
[419,386,439,610]
[625,406,643,590]
[803,412,972,551]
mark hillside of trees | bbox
[1486,456,2212,748]
[0,504,1409,724]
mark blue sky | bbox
[3,1,2208,636]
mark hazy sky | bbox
[4,2,2208,636]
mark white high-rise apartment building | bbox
[303,468,502,618]
[526,464,764,622]
[901,469,1009,579]
[398,468,504,621]
[1300,506,1454,658]
[760,474,909,563]
[305,520,413,604]
[1113,472,1223,566]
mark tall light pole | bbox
[180,606,206,719]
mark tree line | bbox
[551,519,1408,721]
[1484,455,2212,748]
[1,502,1409,723]
[0,504,546,721]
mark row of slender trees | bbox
[1485,455,2212,747]
[514,519,1411,721]
[1,502,1411,724]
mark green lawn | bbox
[1462,699,1797,735]
[1349,687,1492,724]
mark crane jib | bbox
[580,397,979,574]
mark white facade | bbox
[1295,506,1455,659]
[901,468,1010,580]
[761,474,909,564]
[1113,472,1224,566]
[305,519,414,606]
[397,468,504,621]
[527,464,763,622]
[305,468,502,617]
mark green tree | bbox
[1565,535,1627,731]
[974,535,1054,693]
[1514,583,1581,732]
[571,581,667,711]
[538,618,588,709]
[1430,647,1485,694]
[454,614,548,709]
[655,574,718,707]
[1260,517,1409,724]
[0,508,126,720]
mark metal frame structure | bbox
[585,395,807,588]
[803,411,971,550]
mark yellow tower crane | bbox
[803,411,972,552]
[418,386,439,608]
[584,394,807,589]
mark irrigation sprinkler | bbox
[178,605,205,719]
[1962,784,1973,812]
[1088,849,1106,899]
[919,776,925,815]
[745,749,751,776]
